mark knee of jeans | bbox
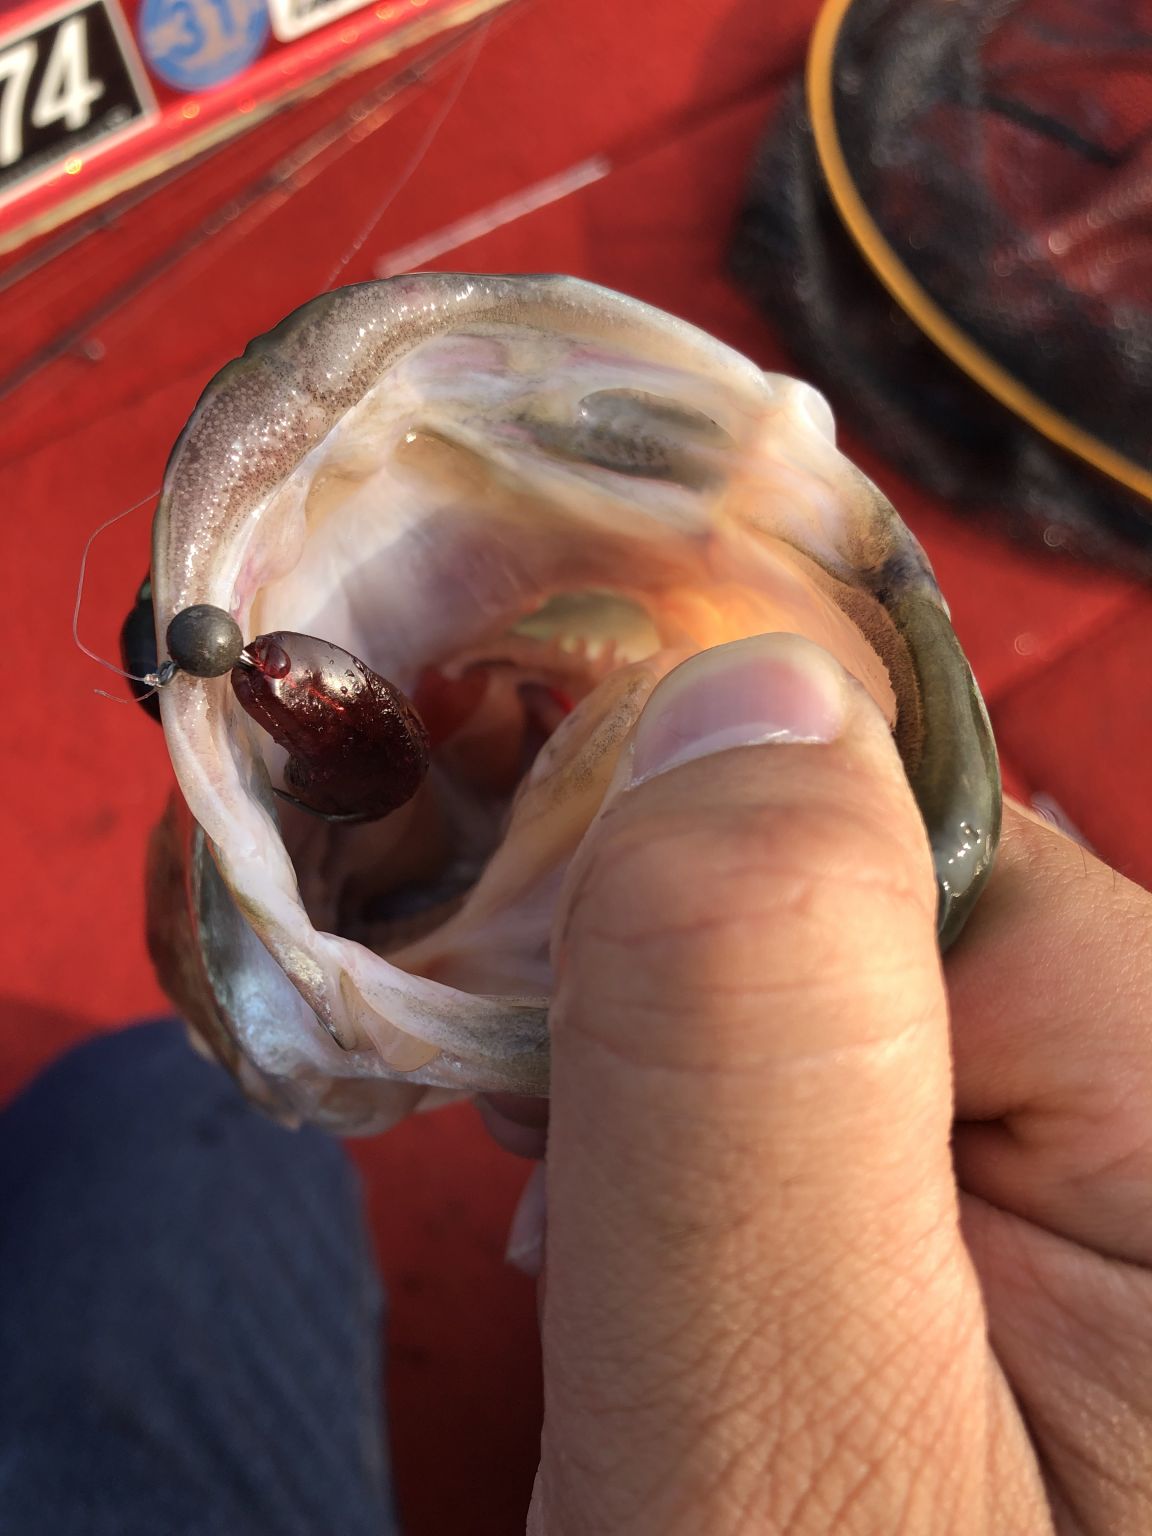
[0,1020,358,1221]
[2,1020,231,1143]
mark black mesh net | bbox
[730,0,1152,576]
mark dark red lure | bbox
[231,632,431,822]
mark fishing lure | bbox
[122,594,430,822]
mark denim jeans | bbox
[0,1022,399,1535]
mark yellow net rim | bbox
[805,0,1152,503]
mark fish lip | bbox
[148,273,1001,1119]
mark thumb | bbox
[532,634,1013,1535]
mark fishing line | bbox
[73,490,164,684]
[324,16,491,291]
[0,22,490,411]
[59,3,502,705]
[65,13,491,704]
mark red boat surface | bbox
[2,0,1150,1529]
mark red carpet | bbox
[2,0,1150,1529]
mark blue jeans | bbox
[0,1022,399,1535]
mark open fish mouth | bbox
[143,273,1000,1133]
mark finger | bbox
[959,1193,1152,1536]
[532,635,1037,1535]
[504,1160,547,1277]
[474,1094,549,1160]
[950,802,1152,1264]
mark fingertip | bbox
[624,633,850,787]
[474,1095,549,1159]
[505,1161,546,1277]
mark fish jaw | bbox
[146,274,1000,1127]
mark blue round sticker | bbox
[139,0,269,92]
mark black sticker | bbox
[0,0,154,197]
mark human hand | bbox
[482,633,1152,1535]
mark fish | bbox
[139,272,1000,1133]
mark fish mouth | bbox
[147,274,1000,1131]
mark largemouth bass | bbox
[136,273,999,1132]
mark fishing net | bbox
[730,0,1152,576]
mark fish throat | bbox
[232,381,905,1003]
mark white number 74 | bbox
[0,15,106,171]
[0,41,36,169]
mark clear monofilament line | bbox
[324,18,490,292]
[73,491,162,684]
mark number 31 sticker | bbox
[0,0,155,200]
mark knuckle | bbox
[576,781,934,960]
[557,775,941,1075]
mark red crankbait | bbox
[162,604,431,823]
